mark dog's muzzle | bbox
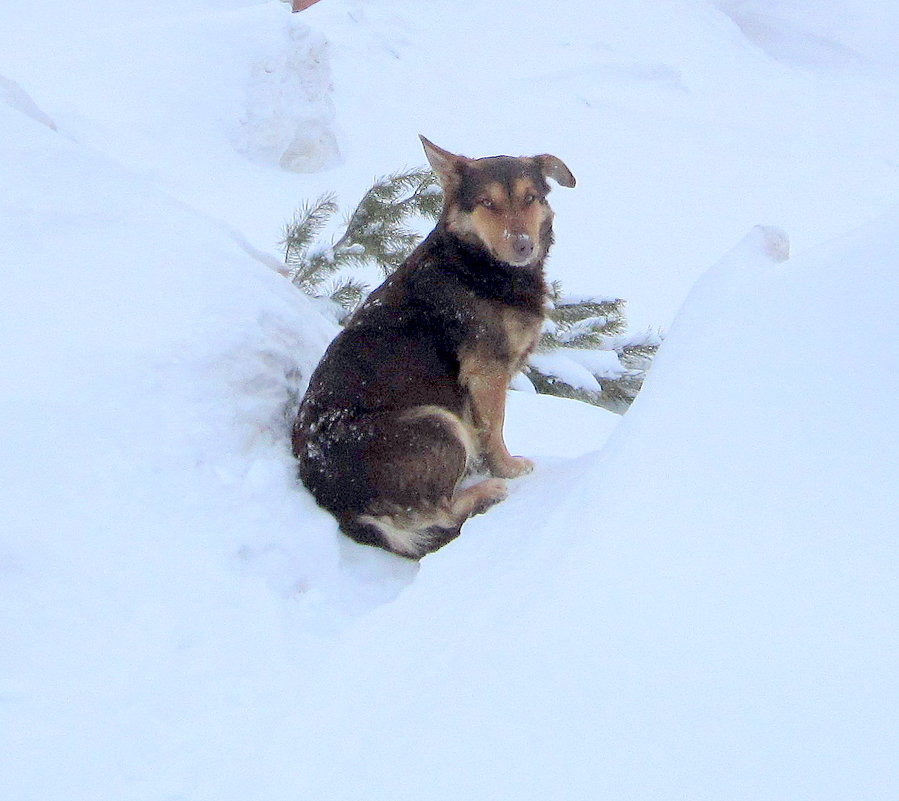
[509,233,535,266]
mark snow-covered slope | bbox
[0,82,616,799]
[2,1,898,799]
[277,220,899,801]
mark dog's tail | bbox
[341,513,462,560]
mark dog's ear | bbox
[535,154,576,188]
[420,135,467,190]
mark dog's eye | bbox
[479,198,494,209]
[524,194,536,205]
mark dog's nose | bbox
[511,234,534,263]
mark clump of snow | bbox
[236,22,341,172]
[562,346,629,378]
[528,351,604,392]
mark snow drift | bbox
[281,217,899,801]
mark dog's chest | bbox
[500,304,542,366]
[468,297,543,369]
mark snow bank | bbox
[287,216,899,800]
[0,95,339,799]
[0,1,346,245]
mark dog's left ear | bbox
[420,135,468,190]
[535,154,576,188]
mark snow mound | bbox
[236,22,341,172]
[286,216,899,800]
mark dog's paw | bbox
[490,456,535,479]
[452,477,508,519]
[468,478,508,515]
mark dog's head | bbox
[421,136,575,267]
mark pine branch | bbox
[335,168,440,266]
[281,169,440,315]
[280,193,337,265]
[325,276,369,316]
[288,248,340,294]
[532,293,660,412]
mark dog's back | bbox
[293,137,575,558]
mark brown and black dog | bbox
[292,136,575,558]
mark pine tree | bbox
[281,170,659,410]
[280,168,440,319]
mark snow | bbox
[529,351,605,392]
[2,1,898,799]
[566,345,631,377]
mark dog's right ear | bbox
[535,154,576,188]
[420,135,467,191]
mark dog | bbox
[292,136,575,558]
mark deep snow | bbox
[2,1,898,799]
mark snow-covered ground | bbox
[2,1,897,799]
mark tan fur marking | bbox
[468,204,511,260]
[512,177,539,202]
[445,205,477,238]
[357,508,456,558]
[451,477,508,518]
[358,474,507,559]
[459,351,534,478]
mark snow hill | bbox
[2,1,898,799]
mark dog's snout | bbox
[511,234,534,263]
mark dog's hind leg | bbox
[353,477,507,558]
[347,406,506,558]
[390,477,507,556]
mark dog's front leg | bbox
[461,360,534,479]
